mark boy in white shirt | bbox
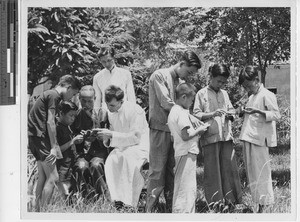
[167,83,209,213]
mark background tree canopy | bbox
[28,7,290,108]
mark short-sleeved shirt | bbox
[168,104,199,157]
[193,86,233,146]
[70,108,108,158]
[56,121,76,170]
[28,89,61,138]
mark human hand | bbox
[244,107,261,115]
[189,115,202,128]
[73,134,84,144]
[213,109,226,117]
[45,147,57,166]
[96,129,113,141]
[197,123,209,135]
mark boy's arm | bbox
[193,91,224,120]
[181,125,208,141]
[59,135,84,153]
[46,109,59,164]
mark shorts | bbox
[28,136,51,161]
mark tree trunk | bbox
[261,68,266,85]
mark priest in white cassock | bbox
[96,85,149,208]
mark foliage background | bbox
[27,6,291,213]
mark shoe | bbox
[114,201,125,211]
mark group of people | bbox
[28,48,280,214]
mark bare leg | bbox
[40,161,59,209]
[35,161,46,212]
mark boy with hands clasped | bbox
[167,83,209,213]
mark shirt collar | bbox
[207,85,220,94]
[170,66,179,80]
[106,65,116,73]
[254,83,263,95]
[53,88,63,99]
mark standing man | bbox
[146,50,202,212]
[93,47,136,113]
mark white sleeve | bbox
[93,73,102,110]
[126,70,136,103]
[110,105,146,148]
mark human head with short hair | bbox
[79,85,96,111]
[209,64,230,92]
[97,46,115,71]
[57,100,78,126]
[58,74,81,101]
[175,50,202,81]
[238,65,260,94]
[175,82,196,109]
[104,85,124,113]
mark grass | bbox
[27,142,291,213]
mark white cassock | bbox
[104,101,149,207]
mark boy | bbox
[167,83,208,213]
[193,64,242,209]
[28,74,81,211]
[238,65,281,213]
[56,101,83,199]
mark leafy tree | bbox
[27,7,135,94]
[197,7,290,84]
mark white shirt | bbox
[93,66,136,110]
[168,104,199,157]
[107,101,149,152]
[239,84,281,147]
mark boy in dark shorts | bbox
[56,101,83,199]
[70,85,111,201]
[28,75,81,211]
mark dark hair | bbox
[58,100,78,115]
[104,85,124,103]
[175,82,196,99]
[180,50,202,69]
[209,64,230,78]
[238,65,259,85]
[58,75,81,90]
[97,46,115,59]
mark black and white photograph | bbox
[0,0,298,221]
